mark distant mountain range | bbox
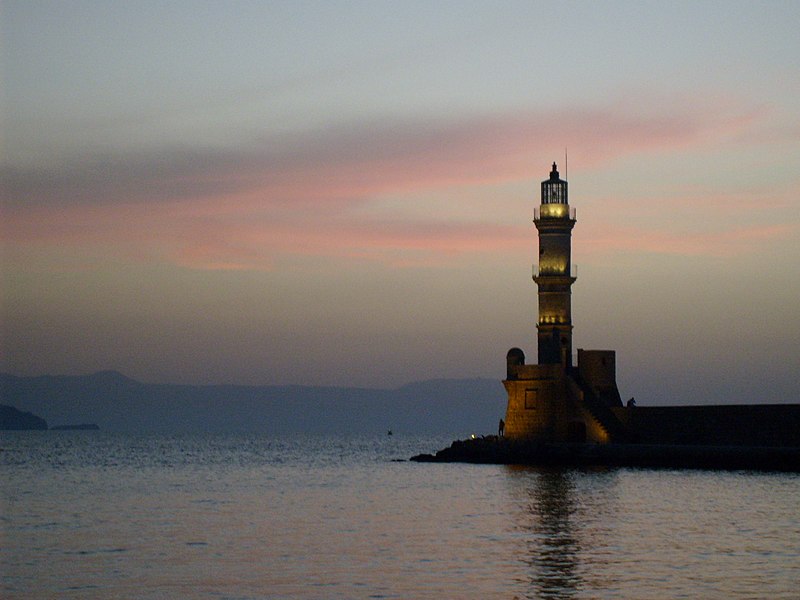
[0,371,506,435]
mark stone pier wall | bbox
[611,404,800,447]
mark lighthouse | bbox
[503,163,626,443]
[534,162,576,367]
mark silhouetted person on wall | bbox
[498,419,505,437]
[627,397,636,408]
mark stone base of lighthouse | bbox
[503,348,626,443]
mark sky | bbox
[2,1,799,405]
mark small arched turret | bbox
[506,347,526,379]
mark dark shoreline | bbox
[411,437,800,472]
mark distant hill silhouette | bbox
[0,372,506,435]
[0,404,48,430]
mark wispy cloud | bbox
[2,99,775,270]
[4,99,762,208]
[580,222,798,258]
[2,197,530,271]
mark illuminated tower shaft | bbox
[533,163,576,367]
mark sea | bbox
[2,432,798,599]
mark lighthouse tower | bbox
[534,162,576,367]
[502,163,625,443]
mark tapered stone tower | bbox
[534,162,576,367]
[503,163,625,443]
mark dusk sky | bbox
[2,1,799,405]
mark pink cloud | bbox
[2,193,531,271]
[576,179,800,259]
[171,212,532,270]
[1,98,780,270]
[5,99,762,209]
[580,222,797,258]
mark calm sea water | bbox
[2,432,798,599]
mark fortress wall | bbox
[576,350,622,407]
[565,376,611,443]
[503,378,559,440]
[503,366,583,441]
[611,405,800,447]
[508,363,563,381]
[577,350,616,387]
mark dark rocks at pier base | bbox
[410,436,800,472]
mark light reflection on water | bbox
[503,466,622,599]
[2,432,799,599]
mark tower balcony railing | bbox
[533,264,578,278]
[534,205,576,221]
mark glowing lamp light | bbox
[539,258,567,274]
[539,314,567,324]
[540,203,568,218]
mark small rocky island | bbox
[0,404,48,430]
[0,404,99,431]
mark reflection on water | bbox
[503,465,800,600]
[505,466,619,599]
[528,469,580,597]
